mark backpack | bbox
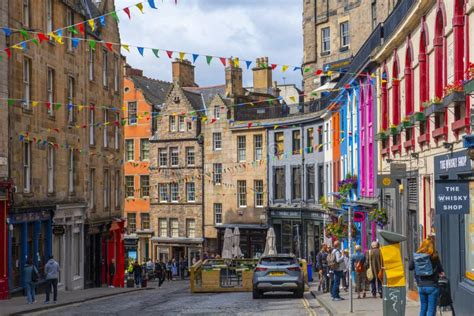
[413,253,433,276]
[355,260,364,273]
[31,266,38,283]
[327,250,338,270]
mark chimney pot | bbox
[172,59,197,87]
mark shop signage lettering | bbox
[435,181,470,215]
[434,150,472,179]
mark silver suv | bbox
[252,254,304,299]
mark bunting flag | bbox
[7,99,15,107]
[19,29,29,40]
[281,65,289,72]
[72,38,80,49]
[2,27,11,36]
[233,58,240,68]
[105,42,113,51]
[152,48,159,58]
[37,32,49,43]
[192,53,199,63]
[166,50,173,58]
[88,40,96,50]
[4,48,11,59]
[123,7,131,19]
[179,52,185,60]
[304,67,311,73]
[315,69,323,75]
[219,57,226,66]
[100,16,106,26]
[78,23,85,34]
[88,19,95,32]
[122,44,130,52]
[136,3,144,13]
[271,64,277,70]
[206,56,213,65]
[293,66,301,71]
[148,0,158,9]
[245,60,252,69]
[289,96,296,102]
[137,47,145,56]
[111,11,120,22]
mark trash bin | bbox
[307,263,313,282]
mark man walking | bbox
[109,259,116,288]
[328,241,345,301]
[23,258,38,304]
[44,255,60,304]
[368,241,383,298]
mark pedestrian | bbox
[171,258,178,277]
[342,249,350,292]
[133,260,142,288]
[367,241,383,298]
[44,255,60,304]
[327,245,334,292]
[155,259,165,287]
[109,259,116,288]
[192,256,197,266]
[166,260,173,281]
[351,245,367,299]
[316,244,329,292]
[328,240,344,301]
[23,258,39,304]
[409,238,445,316]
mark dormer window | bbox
[214,107,220,119]
[173,96,180,103]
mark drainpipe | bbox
[300,123,306,259]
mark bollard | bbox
[378,230,407,316]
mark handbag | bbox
[366,250,374,281]
[377,269,384,281]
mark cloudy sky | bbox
[117,0,303,87]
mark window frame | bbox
[47,67,54,116]
[115,170,120,209]
[158,218,168,237]
[213,163,222,185]
[89,48,94,81]
[178,116,185,132]
[292,130,301,155]
[170,219,179,238]
[114,113,120,149]
[67,76,75,123]
[186,147,195,166]
[140,175,150,198]
[103,169,110,209]
[89,106,95,146]
[340,21,350,48]
[128,101,137,125]
[66,9,73,52]
[170,147,179,167]
[141,213,150,230]
[274,132,284,156]
[321,27,330,53]
[186,182,196,202]
[125,175,135,198]
[103,109,109,148]
[23,0,30,28]
[125,139,134,161]
[159,148,168,167]
[274,166,286,201]
[170,183,179,202]
[186,219,196,238]
[102,49,108,88]
[159,183,169,202]
[254,180,264,208]
[214,203,222,225]
[127,213,136,234]
[23,58,31,110]
[213,132,222,151]
[237,136,246,162]
[140,139,149,161]
[254,134,263,161]
[291,166,302,201]
[23,141,31,193]
[237,180,247,208]
[306,165,315,201]
[89,168,95,209]
[47,144,54,193]
[46,0,53,33]
[169,116,177,132]
[68,148,75,194]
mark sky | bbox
[117,0,303,88]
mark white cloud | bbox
[117,0,302,87]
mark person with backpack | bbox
[328,240,345,301]
[351,245,366,299]
[409,238,445,316]
[23,258,39,304]
[44,255,60,304]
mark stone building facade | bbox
[3,0,124,295]
[149,60,204,264]
[123,67,170,264]
[302,0,397,99]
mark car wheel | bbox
[253,289,262,299]
[294,287,304,298]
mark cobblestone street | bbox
[26,281,326,316]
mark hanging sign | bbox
[435,181,470,215]
[52,225,65,235]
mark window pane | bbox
[254,135,263,161]
[186,182,195,202]
[213,163,222,184]
[159,184,169,202]
[186,147,195,166]
[292,130,301,154]
[125,176,134,198]
[213,133,221,150]
[125,139,134,161]
[214,203,222,225]
[171,183,179,202]
[140,139,149,161]
[307,128,314,153]
[141,213,150,230]
[274,167,285,200]
[307,165,315,200]
[292,167,301,200]
[238,180,247,207]
[170,147,179,166]
[128,102,137,125]
[187,219,196,238]
[140,175,149,197]
[127,213,136,234]
[159,219,168,237]
[274,132,284,156]
[237,136,246,162]
[170,219,179,237]
[159,148,168,167]
[255,180,263,207]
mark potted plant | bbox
[389,124,399,135]
[401,117,412,129]
[368,208,388,228]
[376,129,389,141]
[410,112,426,123]
[423,97,444,116]
[325,219,357,239]
[333,193,346,208]
[443,81,465,106]
[338,174,358,196]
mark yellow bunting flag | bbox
[122,106,127,111]
[327,70,333,76]
[179,52,185,60]
[289,96,296,102]
[282,65,289,72]
[136,3,144,13]
[11,44,23,50]
[122,44,130,52]
[234,58,240,68]
[273,125,279,130]
[78,105,84,111]
[88,19,95,32]
[32,101,38,107]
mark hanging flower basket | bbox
[411,112,426,123]
[369,208,388,228]
[325,221,357,239]
[333,193,346,208]
[338,175,358,196]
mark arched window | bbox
[381,65,389,154]
[392,53,401,149]
[453,0,465,81]
[433,7,447,137]
[419,21,430,143]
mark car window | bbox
[260,257,297,265]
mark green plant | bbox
[369,208,388,228]
[319,196,329,210]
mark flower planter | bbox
[376,132,389,141]
[443,91,465,106]
[464,79,474,94]
[423,103,445,116]
[389,127,399,135]
[401,120,413,129]
[410,112,426,123]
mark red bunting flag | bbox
[210,118,216,124]
[53,128,60,133]
[271,64,277,70]
[78,23,85,34]
[247,122,253,128]
[37,32,49,43]
[105,42,113,51]
[123,7,131,19]
[315,69,323,75]
[46,102,51,110]
[345,84,351,89]
[166,50,173,58]
[4,48,11,58]
[219,57,226,66]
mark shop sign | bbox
[435,181,470,215]
[377,174,398,188]
[434,150,472,180]
[52,225,65,235]
[124,238,138,248]
[390,163,406,178]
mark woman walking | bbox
[409,239,444,316]
[23,258,39,304]
[351,245,366,298]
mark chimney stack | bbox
[172,59,197,87]
[124,65,143,77]
[252,57,272,94]
[225,58,243,97]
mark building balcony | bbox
[381,147,390,156]
[464,79,474,94]
[417,133,429,145]
[432,126,448,140]
[403,139,415,151]
[451,117,470,133]
[391,144,401,154]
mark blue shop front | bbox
[8,207,53,294]
[434,149,474,315]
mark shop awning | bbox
[151,237,204,245]
[215,223,268,230]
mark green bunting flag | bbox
[152,49,159,58]
[20,29,29,39]
[304,67,311,73]
[31,39,39,46]
[7,99,15,107]
[206,56,212,65]
[54,103,62,110]
[88,40,96,50]
[68,26,79,35]
[111,11,120,22]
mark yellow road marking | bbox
[301,296,317,316]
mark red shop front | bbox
[106,219,125,288]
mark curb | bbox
[312,291,337,316]
[11,287,150,316]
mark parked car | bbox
[252,254,304,299]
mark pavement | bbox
[0,284,148,316]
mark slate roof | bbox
[182,89,205,112]
[130,76,171,106]
[183,85,226,106]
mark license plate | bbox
[269,272,285,277]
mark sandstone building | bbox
[2,0,124,296]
